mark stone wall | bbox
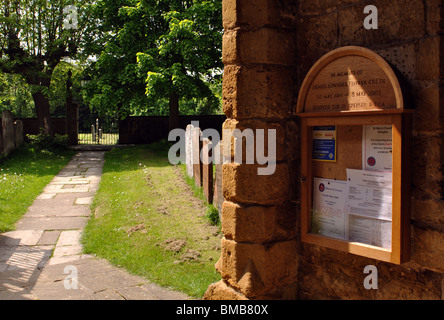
[205,0,300,300]
[297,0,444,300]
[205,0,444,300]
[1,111,24,156]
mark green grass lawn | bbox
[0,146,75,232]
[81,142,222,298]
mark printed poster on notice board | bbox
[362,125,392,171]
[345,169,392,249]
[312,126,337,162]
[312,178,347,240]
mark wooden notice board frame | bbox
[296,47,412,264]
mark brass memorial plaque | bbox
[297,47,404,113]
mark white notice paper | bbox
[348,215,392,249]
[345,169,392,249]
[312,178,347,240]
[362,125,392,171]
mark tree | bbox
[80,0,153,121]
[48,61,82,118]
[82,0,222,130]
[0,0,91,133]
[136,0,223,130]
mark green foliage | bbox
[0,1,222,121]
[80,0,154,118]
[0,72,35,118]
[26,130,69,151]
[49,61,83,117]
[82,0,222,118]
[137,0,223,113]
[0,0,94,129]
[205,205,220,227]
[0,0,92,73]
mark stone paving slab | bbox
[56,230,82,247]
[53,244,83,257]
[0,150,192,301]
[49,180,91,185]
[15,217,89,231]
[37,231,60,246]
[30,193,95,207]
[25,205,90,217]
[0,245,53,278]
[36,193,57,200]
[43,186,91,193]
[75,197,93,205]
[0,231,44,246]
[31,257,190,300]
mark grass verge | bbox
[0,146,75,232]
[81,142,222,298]
[180,164,220,226]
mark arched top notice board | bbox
[297,46,405,114]
[296,46,412,264]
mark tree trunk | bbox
[169,92,180,132]
[32,91,52,135]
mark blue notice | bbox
[312,126,336,162]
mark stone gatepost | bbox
[2,110,15,156]
[204,0,299,300]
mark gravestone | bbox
[202,138,213,204]
[185,124,194,177]
[213,141,224,220]
[192,126,202,187]
[2,111,15,156]
[14,120,24,148]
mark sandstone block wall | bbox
[297,0,444,300]
[205,0,300,300]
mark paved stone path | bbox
[0,151,190,300]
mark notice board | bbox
[297,46,412,264]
